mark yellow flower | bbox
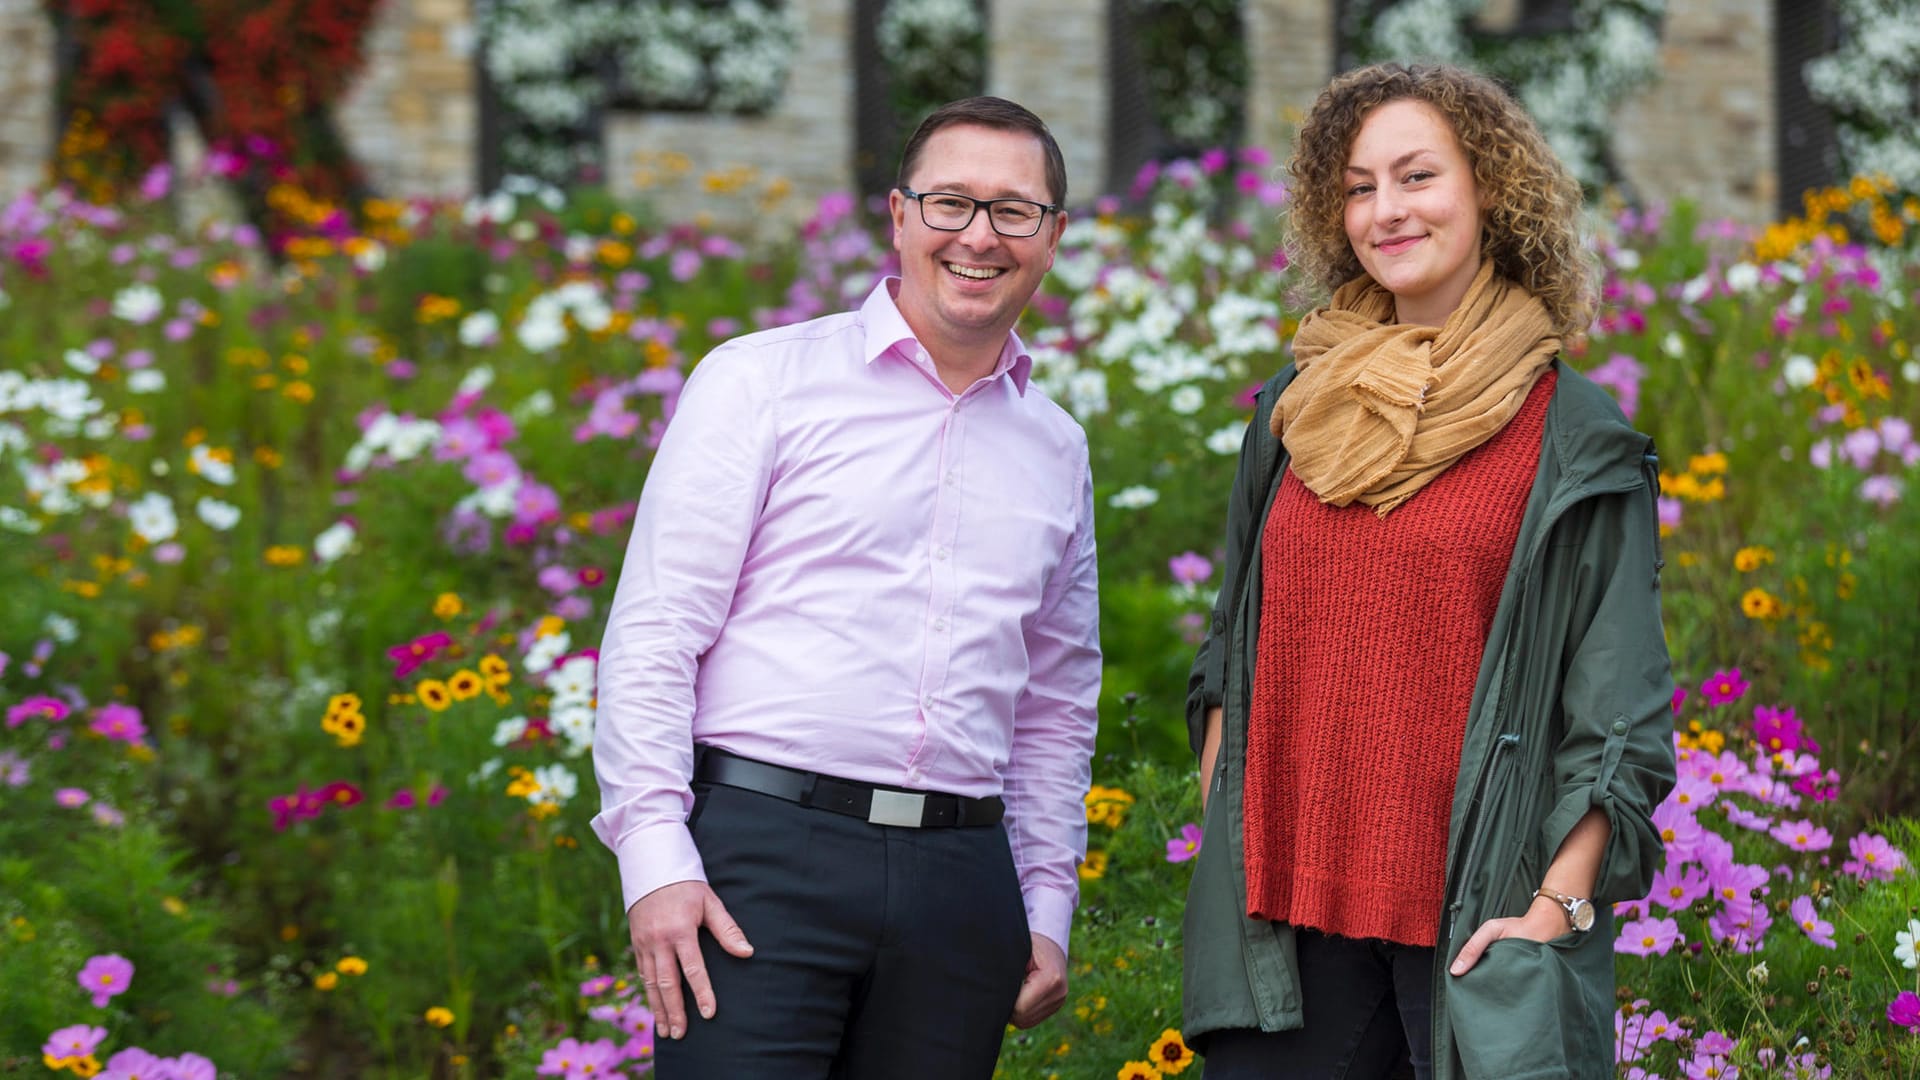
[447,669,484,701]
[1740,588,1780,620]
[265,545,305,567]
[315,971,339,990]
[1732,546,1773,573]
[1079,851,1109,880]
[535,615,566,638]
[425,1006,455,1027]
[434,592,464,620]
[1149,1029,1195,1075]
[1836,572,1857,600]
[162,896,187,917]
[326,693,362,719]
[1687,452,1728,476]
[337,956,368,976]
[416,679,452,712]
[1118,1063,1164,1080]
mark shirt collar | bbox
[859,277,1033,395]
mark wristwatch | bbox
[1532,886,1596,933]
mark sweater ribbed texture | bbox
[1242,369,1555,946]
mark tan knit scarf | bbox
[1271,260,1560,515]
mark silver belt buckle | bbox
[867,789,926,827]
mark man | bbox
[590,96,1101,1079]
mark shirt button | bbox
[945,470,959,486]
[922,695,935,711]
[932,618,947,632]
[1612,720,1629,735]
[934,546,950,560]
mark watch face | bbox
[1569,898,1596,932]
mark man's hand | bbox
[1009,933,1069,1028]
[1447,896,1568,977]
[628,880,754,1039]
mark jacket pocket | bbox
[1448,929,1612,1079]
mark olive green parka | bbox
[1182,360,1678,1078]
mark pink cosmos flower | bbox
[319,782,364,809]
[1168,552,1213,587]
[1790,769,1841,803]
[0,748,29,787]
[79,953,135,1007]
[1719,802,1773,833]
[1789,894,1836,948]
[43,1024,109,1060]
[1166,823,1204,863]
[1616,915,1682,957]
[1750,704,1815,755]
[1708,902,1772,952]
[1651,800,1704,861]
[1699,669,1749,706]
[1890,991,1920,1031]
[7,695,70,727]
[103,1046,165,1078]
[56,787,91,808]
[1666,776,1718,813]
[537,1036,626,1079]
[580,975,616,997]
[91,703,146,744]
[1648,862,1710,912]
[1706,860,1770,912]
[1769,818,1834,852]
[388,631,455,679]
[1670,684,1687,716]
[1841,832,1907,882]
[162,1052,218,1080]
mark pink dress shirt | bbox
[591,279,1101,953]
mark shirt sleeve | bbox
[1003,442,1102,955]
[590,345,775,913]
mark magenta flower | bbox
[104,1046,166,1076]
[6,695,70,727]
[79,953,134,1007]
[1750,704,1813,755]
[388,631,455,679]
[90,703,147,744]
[163,1052,218,1080]
[580,974,617,997]
[1168,551,1213,587]
[1615,915,1682,957]
[1890,991,1920,1031]
[1166,823,1204,863]
[1841,832,1907,882]
[1791,768,1841,802]
[1666,775,1718,813]
[1706,860,1770,912]
[55,787,91,808]
[1651,800,1704,861]
[43,1024,108,1060]
[1669,684,1687,717]
[1699,669,1749,705]
[1789,895,1836,948]
[319,781,364,809]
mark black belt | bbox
[693,746,1004,828]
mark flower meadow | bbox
[2,152,1918,1078]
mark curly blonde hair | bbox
[1285,62,1595,339]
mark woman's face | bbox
[1341,98,1485,328]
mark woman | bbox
[1181,63,1676,1079]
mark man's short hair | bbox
[896,96,1068,208]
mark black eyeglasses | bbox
[899,188,1058,238]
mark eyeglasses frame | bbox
[898,187,1060,238]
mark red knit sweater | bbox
[1243,369,1555,946]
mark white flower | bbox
[1747,960,1769,985]
[515,390,557,420]
[1064,369,1109,420]
[550,702,596,756]
[189,444,236,486]
[1108,485,1160,510]
[471,758,503,785]
[195,496,241,531]
[547,654,597,702]
[307,607,343,643]
[352,240,386,273]
[458,364,496,395]
[524,630,572,675]
[459,312,501,349]
[527,763,579,806]
[1661,332,1686,359]
[1724,262,1761,293]
[385,419,442,462]
[128,492,179,543]
[313,521,356,565]
[43,612,78,643]
[491,716,531,747]
[1206,420,1249,455]
[0,421,26,454]
[1169,385,1206,416]
[112,283,164,324]
[1680,274,1712,305]
[517,296,569,353]
[1897,918,1920,970]
[1782,355,1819,390]
[63,349,100,374]
[0,506,42,533]
[127,369,166,394]
[1904,360,1920,385]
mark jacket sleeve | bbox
[1540,460,1678,903]
[1185,378,1279,758]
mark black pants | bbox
[653,782,1033,1079]
[1202,929,1433,1080]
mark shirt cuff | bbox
[1024,884,1077,959]
[615,819,707,913]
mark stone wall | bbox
[0,0,55,201]
[986,0,1107,201]
[1244,0,1336,159]
[604,0,853,235]
[336,0,479,198]
[1613,0,1776,222]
